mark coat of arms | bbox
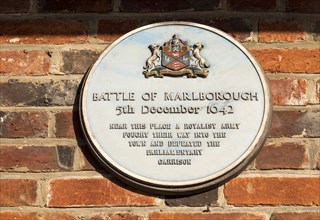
[143,34,210,78]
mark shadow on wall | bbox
[0,17,319,44]
[0,0,319,44]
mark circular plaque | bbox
[80,22,272,194]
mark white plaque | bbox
[80,22,272,194]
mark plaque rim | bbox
[79,21,272,194]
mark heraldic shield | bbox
[143,34,210,78]
[161,36,190,71]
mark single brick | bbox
[193,17,253,42]
[149,212,265,220]
[286,0,320,13]
[0,146,74,171]
[250,48,320,73]
[0,179,37,206]
[259,19,305,42]
[0,0,30,13]
[61,50,100,74]
[271,212,320,220]
[224,177,320,205]
[0,19,89,44]
[44,213,77,220]
[165,189,218,207]
[0,212,39,220]
[227,0,276,11]
[120,0,220,12]
[0,112,48,138]
[97,19,144,42]
[0,51,51,75]
[56,146,74,169]
[270,78,308,105]
[48,178,156,207]
[37,0,112,13]
[269,110,320,138]
[89,213,144,220]
[255,142,308,169]
[55,111,82,138]
[0,80,79,106]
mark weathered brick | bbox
[0,112,48,138]
[37,0,112,13]
[165,189,218,207]
[271,212,320,220]
[0,51,51,75]
[0,212,39,220]
[227,0,276,11]
[0,80,79,106]
[270,78,308,105]
[251,48,320,73]
[259,19,305,42]
[286,0,320,13]
[48,178,156,207]
[149,212,265,220]
[120,0,220,12]
[255,142,308,169]
[0,146,74,171]
[97,19,144,42]
[269,110,320,138]
[55,111,82,138]
[0,179,37,206]
[224,177,320,205]
[0,19,89,44]
[89,213,144,220]
[0,0,30,13]
[61,50,100,74]
[44,213,77,220]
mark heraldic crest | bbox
[143,34,210,78]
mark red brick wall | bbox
[0,0,319,219]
